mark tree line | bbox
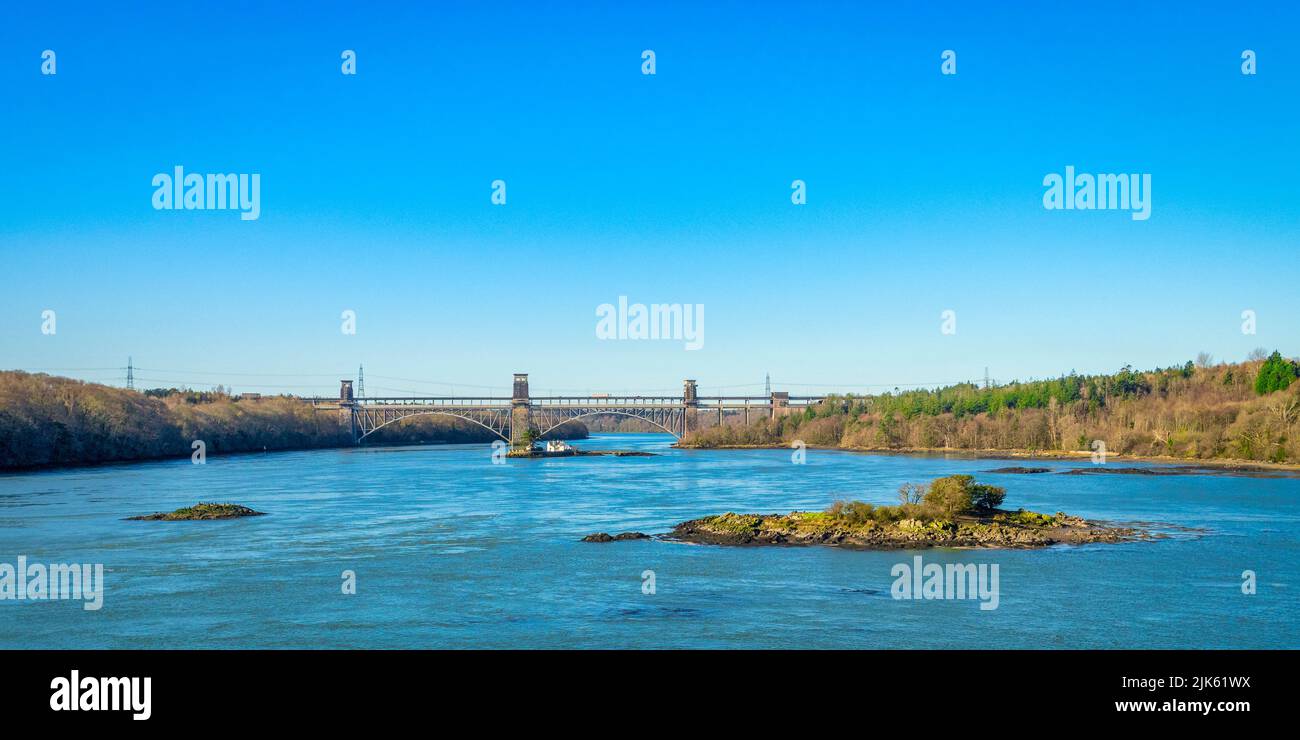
[684,352,1300,464]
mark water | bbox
[1,433,1296,649]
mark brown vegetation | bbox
[681,355,1300,464]
[0,372,585,470]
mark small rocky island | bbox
[510,449,656,459]
[582,532,650,542]
[127,503,266,521]
[508,440,656,459]
[665,475,1138,550]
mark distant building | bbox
[239,393,262,401]
[545,440,573,453]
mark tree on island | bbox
[897,482,925,505]
[830,475,1009,527]
[922,474,1006,517]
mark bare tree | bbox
[1195,352,1214,369]
[1047,396,1061,449]
[1271,395,1300,427]
[897,483,925,505]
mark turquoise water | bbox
[1,433,1296,649]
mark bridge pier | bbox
[510,373,533,451]
[770,391,790,420]
[339,380,359,442]
[683,379,698,436]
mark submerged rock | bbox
[1059,467,1179,476]
[582,531,650,542]
[128,503,266,521]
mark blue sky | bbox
[2,1,1297,397]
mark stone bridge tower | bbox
[683,379,699,435]
[510,373,533,450]
[339,379,357,439]
[770,391,790,419]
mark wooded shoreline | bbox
[0,371,585,472]
[677,354,1300,467]
[673,442,1300,474]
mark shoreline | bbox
[672,442,1300,474]
[9,434,1298,476]
[0,438,547,475]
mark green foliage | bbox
[923,474,978,518]
[701,513,764,535]
[1254,351,1299,396]
[917,475,1006,516]
[828,475,1006,525]
[998,509,1057,527]
[969,482,1006,510]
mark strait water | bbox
[0,433,1296,649]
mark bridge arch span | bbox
[357,410,510,443]
[535,410,682,439]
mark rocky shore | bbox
[666,509,1138,550]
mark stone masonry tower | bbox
[339,379,357,441]
[510,373,533,450]
[770,390,790,420]
[683,379,698,435]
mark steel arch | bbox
[356,409,511,443]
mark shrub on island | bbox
[827,475,1007,526]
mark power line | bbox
[135,367,347,377]
[130,377,335,389]
[11,365,976,395]
[14,367,126,372]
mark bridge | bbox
[307,374,824,448]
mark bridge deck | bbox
[306,396,824,407]
[306,389,826,445]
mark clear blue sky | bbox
[2,1,1297,397]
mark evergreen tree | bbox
[1254,351,1299,395]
